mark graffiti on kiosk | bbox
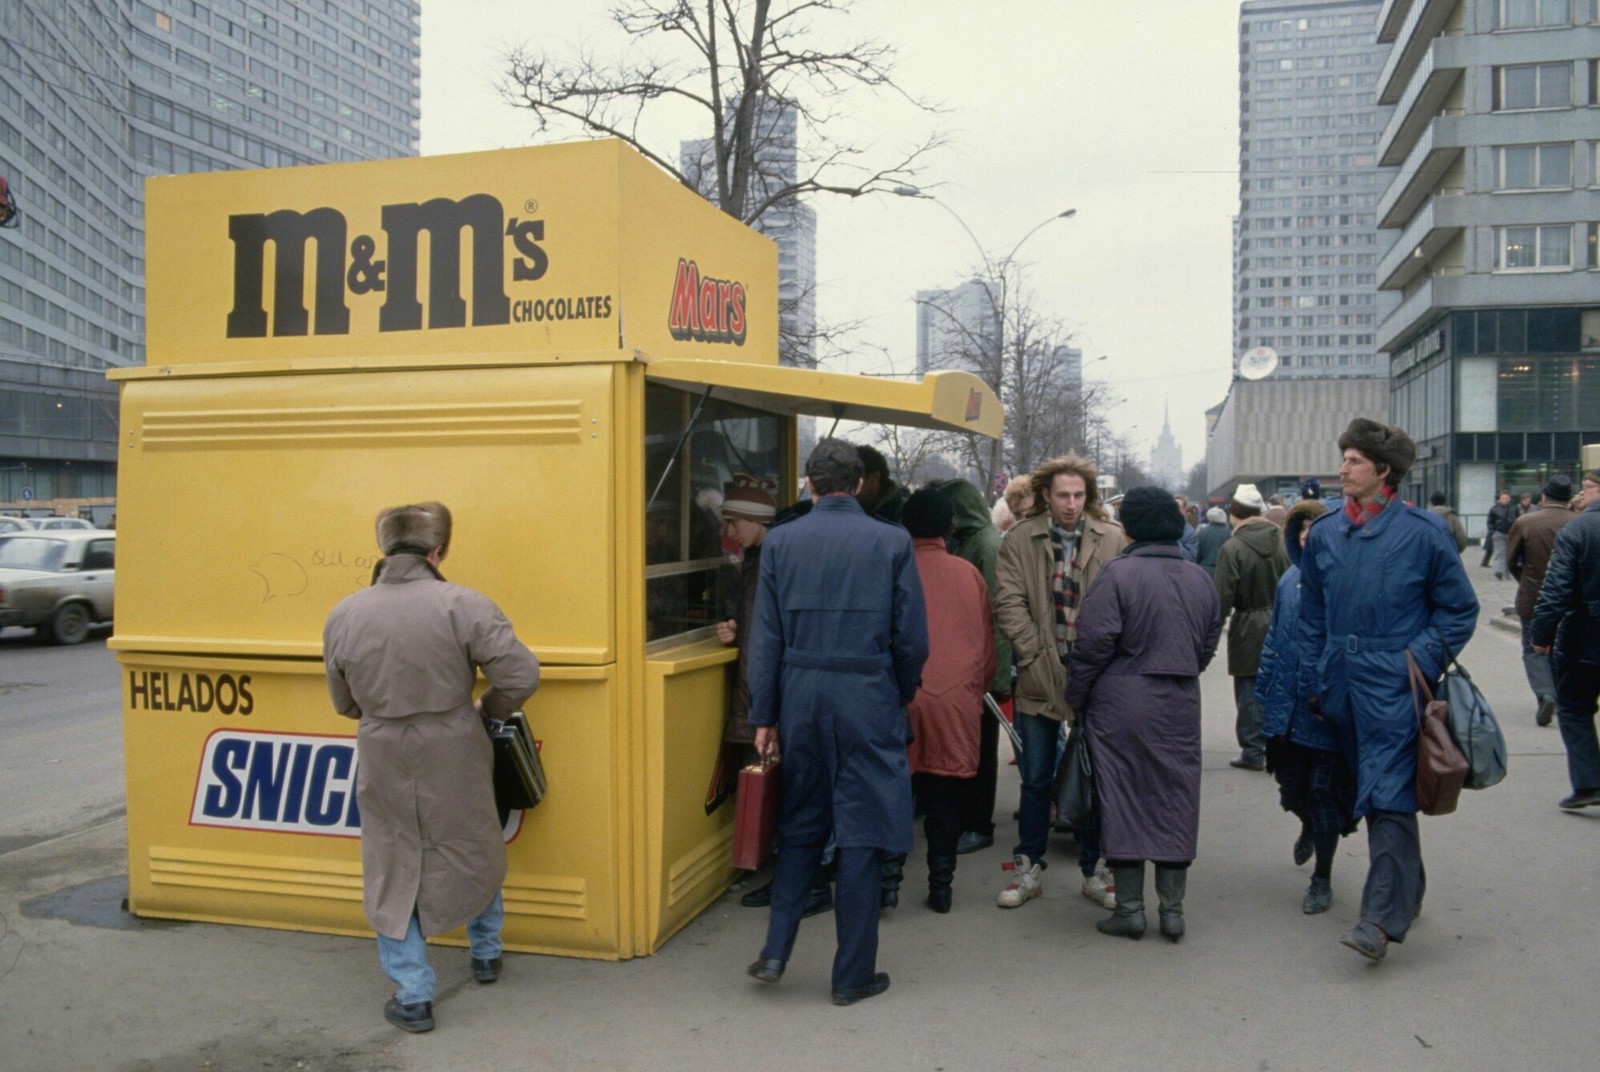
[224,195,613,338]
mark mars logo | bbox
[224,195,550,337]
[667,258,747,345]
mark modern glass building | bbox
[0,0,419,509]
[1375,0,1600,531]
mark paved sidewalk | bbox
[1,551,1596,1071]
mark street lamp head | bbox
[1058,209,1077,219]
[892,185,928,198]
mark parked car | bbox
[32,517,95,530]
[0,530,116,644]
[0,517,35,534]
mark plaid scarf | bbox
[1049,522,1082,658]
[1344,488,1393,527]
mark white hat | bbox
[1232,483,1265,511]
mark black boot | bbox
[926,854,956,914]
[880,852,905,909]
[1095,864,1146,940]
[1154,865,1186,942]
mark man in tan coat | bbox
[1507,475,1576,726]
[324,502,540,1034]
[993,453,1128,910]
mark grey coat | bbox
[1066,545,1221,863]
[323,554,540,939]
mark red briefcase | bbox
[732,760,780,871]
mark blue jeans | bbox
[376,891,504,1004]
[1011,712,1061,866]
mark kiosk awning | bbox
[641,357,1002,439]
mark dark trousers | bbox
[760,839,882,991]
[959,707,1000,838]
[914,772,967,859]
[1554,660,1600,791]
[1234,675,1264,762]
[1360,810,1425,942]
[1520,616,1557,708]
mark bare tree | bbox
[915,273,1118,499]
[502,1,941,225]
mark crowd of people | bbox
[719,418,1599,1002]
[322,428,1600,1027]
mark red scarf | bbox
[1344,487,1395,527]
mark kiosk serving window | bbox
[644,383,785,647]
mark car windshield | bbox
[0,537,67,571]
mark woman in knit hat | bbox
[1064,487,1222,942]
[1255,499,1356,914]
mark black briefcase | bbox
[487,711,545,811]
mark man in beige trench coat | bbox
[324,502,540,1034]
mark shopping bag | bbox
[1408,652,1466,816]
[1052,723,1097,828]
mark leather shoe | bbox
[740,881,774,907]
[832,971,890,1006]
[746,957,785,983]
[472,956,502,984]
[1536,699,1555,727]
[1229,755,1266,772]
[384,997,434,1033]
[801,883,833,918]
[955,831,993,855]
[927,887,952,913]
[1339,922,1387,961]
[1558,789,1600,810]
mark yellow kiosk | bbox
[110,139,1001,959]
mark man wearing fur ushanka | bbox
[1295,420,1477,963]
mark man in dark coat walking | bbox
[744,439,929,1006]
[1530,470,1600,810]
[1215,483,1291,771]
[1507,476,1576,727]
[1298,420,1477,963]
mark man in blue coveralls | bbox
[743,438,929,1006]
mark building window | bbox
[1494,0,1571,28]
[1495,144,1571,188]
[1495,63,1573,109]
[1496,224,1572,269]
[1588,222,1599,268]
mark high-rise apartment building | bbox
[914,279,998,376]
[1374,0,1600,529]
[0,0,420,507]
[682,102,817,367]
[1235,0,1398,378]
[1208,0,1397,500]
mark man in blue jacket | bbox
[1531,469,1600,810]
[744,439,929,1006]
[1297,419,1477,962]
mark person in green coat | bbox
[937,479,1013,854]
[1214,483,1291,771]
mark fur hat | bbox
[376,502,451,555]
[1542,475,1573,503]
[1118,486,1185,544]
[1283,498,1328,550]
[721,474,776,522]
[902,487,955,538]
[1338,418,1416,485]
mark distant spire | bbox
[1162,398,1171,435]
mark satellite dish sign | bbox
[1239,346,1279,381]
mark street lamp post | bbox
[895,186,1076,498]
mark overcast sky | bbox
[419,1,1246,470]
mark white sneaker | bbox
[1081,866,1117,910]
[997,854,1043,908]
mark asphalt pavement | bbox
[1,555,1597,1071]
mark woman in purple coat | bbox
[1066,487,1222,942]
